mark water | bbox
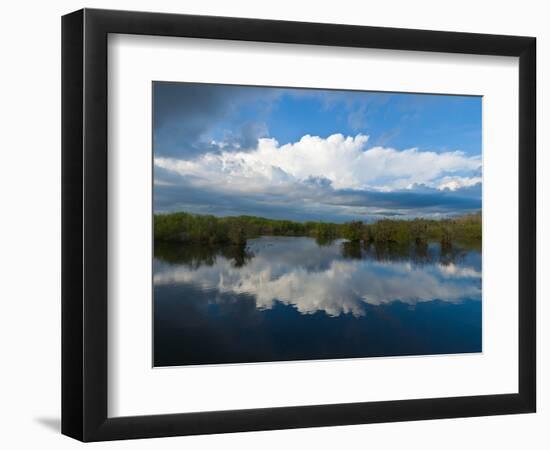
[153,236,481,367]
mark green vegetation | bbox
[155,240,253,268]
[154,211,481,248]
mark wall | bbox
[0,0,546,448]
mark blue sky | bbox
[153,82,481,222]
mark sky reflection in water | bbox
[153,237,481,366]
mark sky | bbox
[153,82,482,222]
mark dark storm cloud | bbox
[154,179,317,221]
[327,184,481,211]
[154,164,481,222]
[153,82,274,158]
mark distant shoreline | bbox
[154,211,481,248]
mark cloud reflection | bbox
[154,237,481,318]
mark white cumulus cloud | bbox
[154,133,481,194]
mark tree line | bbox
[154,211,481,248]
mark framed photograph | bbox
[61,8,536,441]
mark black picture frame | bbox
[62,8,536,442]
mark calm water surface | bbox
[154,236,481,366]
